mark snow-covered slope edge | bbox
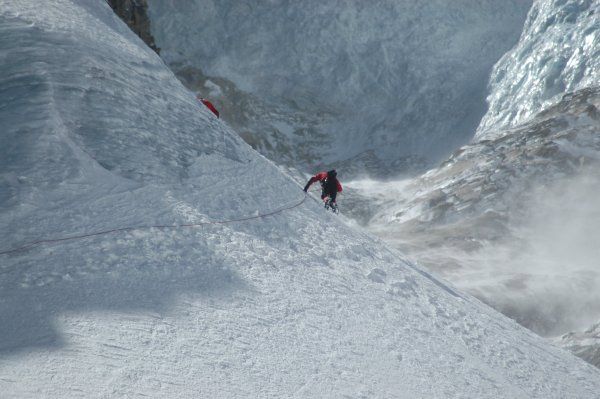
[1,1,600,397]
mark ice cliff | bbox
[477,0,599,137]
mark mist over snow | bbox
[350,85,600,339]
[3,0,600,397]
[146,0,531,175]
[345,0,600,344]
[415,169,600,337]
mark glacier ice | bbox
[477,0,600,137]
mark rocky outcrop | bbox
[107,0,159,54]
[559,322,600,368]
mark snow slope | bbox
[146,0,531,174]
[2,1,600,397]
[477,0,599,137]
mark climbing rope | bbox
[0,193,307,256]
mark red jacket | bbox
[198,97,220,118]
[304,172,343,192]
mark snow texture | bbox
[146,0,531,172]
[477,0,600,137]
[1,1,600,397]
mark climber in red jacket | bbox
[303,169,342,211]
[197,96,220,118]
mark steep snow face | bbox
[477,0,599,137]
[146,0,531,173]
[3,1,600,397]
[0,0,249,191]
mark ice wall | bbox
[477,0,599,137]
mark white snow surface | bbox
[2,1,600,398]
[146,0,531,170]
[477,0,600,137]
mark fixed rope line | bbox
[0,192,307,256]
